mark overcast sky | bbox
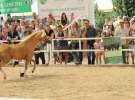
[96,0,113,10]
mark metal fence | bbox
[0,36,135,65]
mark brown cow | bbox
[0,30,48,80]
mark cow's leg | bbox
[20,60,28,77]
[31,59,36,73]
[0,67,7,80]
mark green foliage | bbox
[112,0,135,17]
[95,0,135,32]
[95,4,103,32]
[95,4,115,32]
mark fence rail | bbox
[0,36,135,64]
[1,36,135,53]
[52,37,135,52]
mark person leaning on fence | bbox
[44,25,55,64]
[94,34,105,64]
[34,41,46,65]
[84,19,96,64]
[69,22,82,65]
[126,17,135,64]
[55,25,69,64]
[123,20,133,64]
[114,19,127,64]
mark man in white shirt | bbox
[114,19,127,64]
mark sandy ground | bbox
[0,64,135,100]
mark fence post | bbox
[52,39,54,52]
[79,39,81,50]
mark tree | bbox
[95,4,104,32]
[112,0,135,17]
[95,4,115,32]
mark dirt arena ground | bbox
[0,64,135,100]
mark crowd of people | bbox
[101,16,135,64]
[0,12,135,65]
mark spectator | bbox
[48,13,55,26]
[124,20,133,64]
[114,19,127,63]
[61,12,68,26]
[115,16,123,28]
[48,14,57,31]
[45,25,55,38]
[70,13,75,22]
[55,25,68,64]
[12,16,20,27]
[0,26,8,40]
[34,41,46,65]
[32,12,39,22]
[44,25,55,64]
[20,21,26,33]
[21,15,26,24]
[35,22,40,32]
[69,22,81,65]
[84,19,96,64]
[0,17,5,32]
[8,25,18,40]
[41,17,48,27]
[6,14,13,25]
[25,20,30,28]
[80,20,88,62]
[106,22,114,37]
[24,26,31,37]
[103,16,111,33]
[94,35,105,64]
[17,26,24,40]
[31,19,36,30]
[0,31,8,40]
[0,32,2,40]
[127,17,135,64]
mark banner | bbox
[102,37,123,64]
[37,0,94,21]
[0,0,32,14]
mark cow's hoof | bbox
[32,70,34,73]
[20,73,25,77]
